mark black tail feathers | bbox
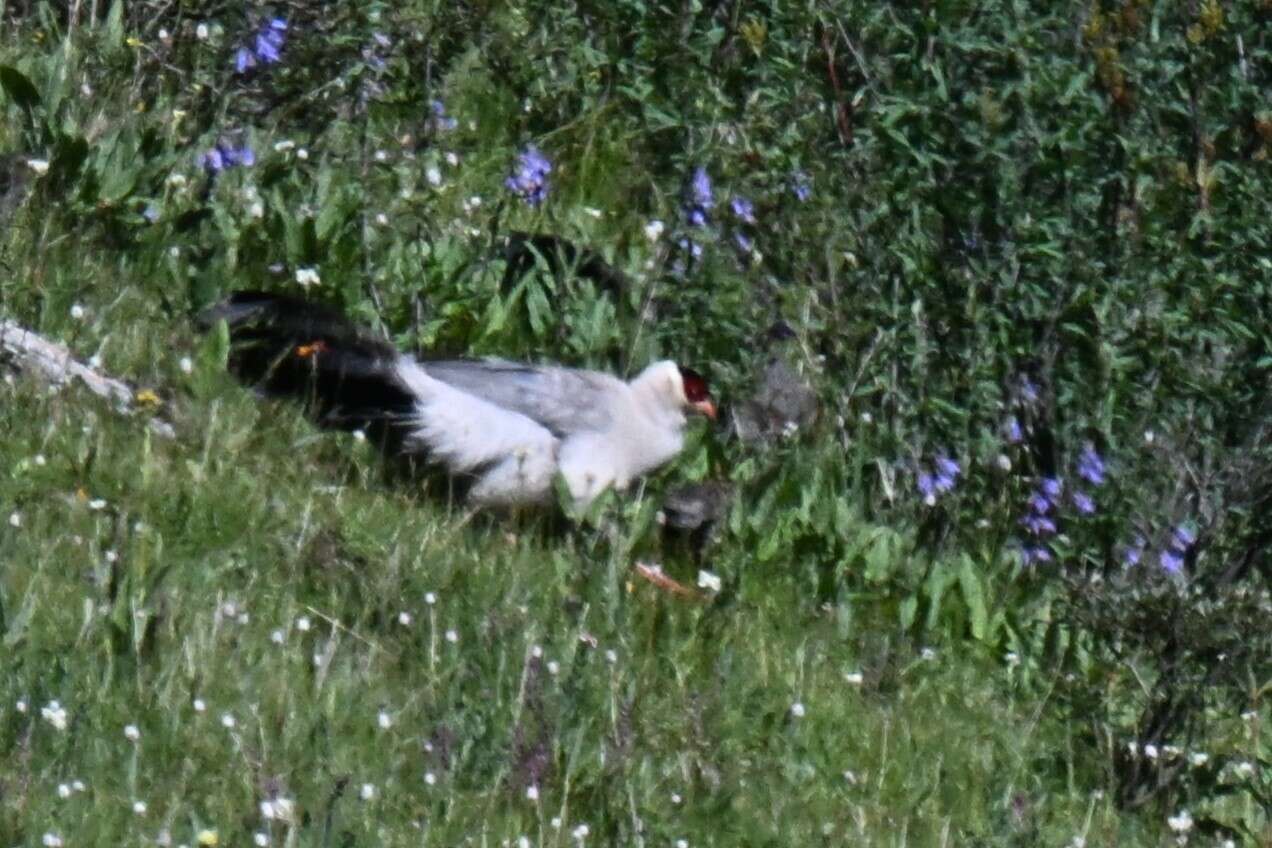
[198,291,417,450]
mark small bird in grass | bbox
[198,291,717,508]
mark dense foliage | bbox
[2,0,1269,844]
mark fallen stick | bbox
[0,318,175,439]
[632,561,706,601]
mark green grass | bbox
[0,331,1137,845]
[4,1,1270,844]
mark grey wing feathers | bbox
[421,359,617,437]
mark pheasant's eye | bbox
[677,366,711,403]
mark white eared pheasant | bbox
[199,291,716,507]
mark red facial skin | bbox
[678,366,717,419]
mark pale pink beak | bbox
[691,399,718,420]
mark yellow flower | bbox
[196,829,219,847]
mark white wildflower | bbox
[27,158,50,175]
[34,454,46,466]
[374,212,389,226]
[220,712,236,729]
[70,304,86,320]
[670,792,682,804]
[374,150,389,162]
[1144,744,1158,760]
[133,800,147,815]
[57,783,71,799]
[192,698,206,713]
[377,710,392,730]
[790,701,806,718]
[604,649,618,664]
[445,629,458,643]
[525,785,539,801]
[1188,752,1209,767]
[270,629,285,645]
[844,671,864,685]
[124,723,140,741]
[424,772,436,786]
[572,824,590,840]
[643,219,665,242]
[253,833,268,847]
[397,611,412,626]
[425,165,442,186]
[445,152,459,167]
[1232,761,1255,779]
[41,701,68,731]
[88,498,107,510]
[296,616,311,631]
[297,148,309,160]
[1166,810,1193,833]
[71,780,85,792]
[424,592,436,605]
[42,833,63,847]
[295,267,321,288]
[920,647,937,661]
[696,569,722,593]
[8,512,20,528]
[359,783,375,801]
[196,23,209,40]
[166,173,188,188]
[547,660,560,675]
[531,645,544,658]
[260,797,294,822]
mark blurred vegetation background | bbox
[1,0,1269,845]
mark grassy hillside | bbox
[2,1,1269,845]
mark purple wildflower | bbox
[1022,546,1053,566]
[790,171,812,202]
[733,232,753,254]
[1077,443,1106,486]
[505,145,552,206]
[677,238,703,260]
[690,167,713,210]
[1123,536,1146,567]
[1019,376,1040,404]
[1027,492,1053,514]
[236,18,286,74]
[1172,525,1196,549]
[730,195,756,225]
[1072,491,1096,515]
[1160,549,1184,574]
[934,455,960,481]
[1003,416,1023,444]
[682,166,714,230]
[917,472,938,505]
[197,147,225,172]
[429,100,458,132]
[142,204,159,224]
[1021,514,1057,536]
[1040,477,1062,499]
[196,142,255,174]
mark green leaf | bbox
[958,555,989,642]
[0,65,40,111]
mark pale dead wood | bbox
[633,561,706,601]
[0,318,176,439]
